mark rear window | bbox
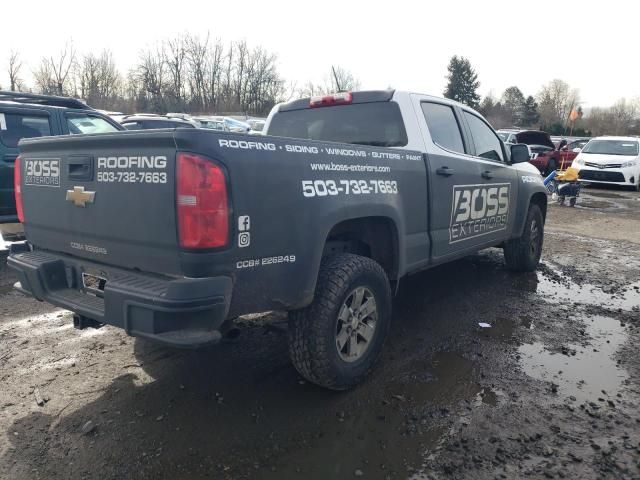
[0,112,51,148]
[267,102,408,147]
[67,114,119,135]
[582,140,639,156]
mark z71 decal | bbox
[449,183,510,243]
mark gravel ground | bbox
[1,185,639,480]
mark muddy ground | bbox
[1,185,639,480]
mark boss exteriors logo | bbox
[449,183,510,243]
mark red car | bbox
[512,131,588,175]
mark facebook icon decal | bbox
[238,216,250,232]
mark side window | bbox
[421,102,465,154]
[0,112,51,148]
[463,112,504,162]
[66,114,119,134]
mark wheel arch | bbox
[322,216,401,283]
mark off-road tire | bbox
[288,253,391,390]
[503,204,544,272]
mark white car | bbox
[572,136,640,191]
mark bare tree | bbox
[331,66,360,92]
[7,51,24,91]
[34,42,77,96]
[584,98,640,136]
[164,36,187,111]
[76,50,121,108]
[137,47,167,113]
[536,79,579,127]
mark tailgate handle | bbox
[67,156,93,181]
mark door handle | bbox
[436,166,454,177]
[67,156,93,181]
[481,170,494,179]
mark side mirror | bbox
[572,147,582,153]
[510,143,530,164]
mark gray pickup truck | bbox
[8,90,547,389]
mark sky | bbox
[1,0,638,108]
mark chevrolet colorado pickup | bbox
[8,90,547,389]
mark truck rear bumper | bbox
[8,249,233,348]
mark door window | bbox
[463,112,504,162]
[66,114,120,134]
[421,102,465,154]
[0,112,51,147]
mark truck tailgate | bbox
[18,130,182,274]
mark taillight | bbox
[14,156,24,223]
[309,91,353,108]
[176,153,229,249]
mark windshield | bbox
[582,140,639,156]
[268,102,408,147]
[67,114,120,134]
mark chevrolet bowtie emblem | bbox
[66,186,96,207]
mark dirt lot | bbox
[1,185,639,480]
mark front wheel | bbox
[288,253,391,390]
[503,204,544,272]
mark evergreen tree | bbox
[501,86,525,125]
[443,56,480,108]
[522,95,540,127]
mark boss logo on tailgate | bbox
[23,158,60,187]
[450,183,510,243]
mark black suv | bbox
[0,91,123,225]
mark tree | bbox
[297,66,361,98]
[521,95,540,127]
[76,50,121,109]
[7,51,24,91]
[33,41,77,96]
[478,92,510,128]
[536,79,579,128]
[443,55,480,108]
[501,86,525,126]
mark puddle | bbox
[586,191,628,199]
[535,267,639,311]
[388,351,480,406]
[518,315,628,402]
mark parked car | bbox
[223,117,251,133]
[496,129,520,144]
[0,90,123,230]
[555,138,590,169]
[572,136,640,190]
[120,114,198,130]
[247,118,266,133]
[9,89,546,390]
[193,116,227,131]
[510,130,558,175]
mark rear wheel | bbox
[504,204,544,272]
[288,253,391,390]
